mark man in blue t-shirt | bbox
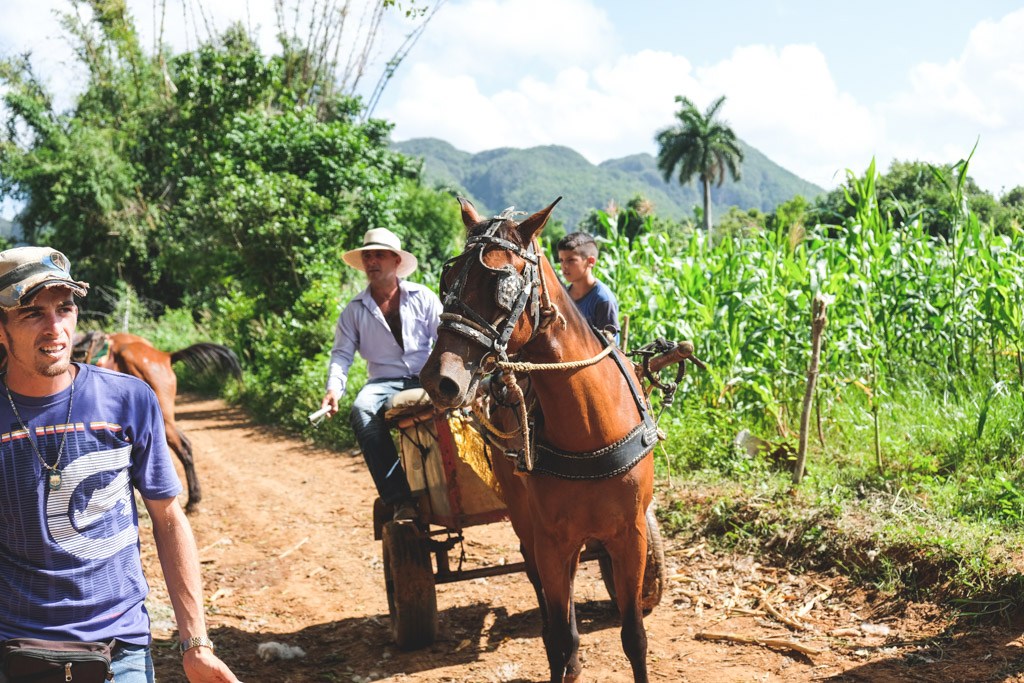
[0,247,241,683]
[557,231,620,344]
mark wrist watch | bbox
[179,635,216,655]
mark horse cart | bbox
[367,339,701,651]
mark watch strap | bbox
[179,635,216,655]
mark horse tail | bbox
[170,343,243,381]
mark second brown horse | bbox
[73,331,241,513]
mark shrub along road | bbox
[139,395,1024,682]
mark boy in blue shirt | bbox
[557,232,620,343]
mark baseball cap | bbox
[0,246,89,309]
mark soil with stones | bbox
[140,395,1024,683]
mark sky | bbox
[2,0,1023,218]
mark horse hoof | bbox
[184,503,201,516]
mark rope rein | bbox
[471,396,521,440]
[496,342,614,373]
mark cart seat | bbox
[385,387,433,421]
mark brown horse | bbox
[420,198,657,682]
[72,331,242,513]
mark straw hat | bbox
[341,228,418,278]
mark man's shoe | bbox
[392,500,418,521]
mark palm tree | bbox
[655,95,743,237]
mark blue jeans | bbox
[112,643,155,683]
[350,377,420,504]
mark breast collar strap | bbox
[529,328,660,479]
[438,219,543,365]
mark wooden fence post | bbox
[793,293,829,485]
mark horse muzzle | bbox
[420,350,481,410]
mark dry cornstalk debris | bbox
[829,627,861,638]
[670,573,698,583]
[696,631,826,656]
[208,587,233,603]
[798,588,833,618]
[278,536,309,559]
[759,591,808,631]
[681,542,706,557]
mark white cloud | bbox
[382,2,1024,194]
[880,8,1024,193]
[696,43,881,188]
[4,0,1023,196]
[0,1,88,106]
[386,35,875,189]
[406,0,616,77]
[384,49,699,164]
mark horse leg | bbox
[165,421,201,514]
[516,542,547,622]
[535,539,583,683]
[604,532,650,683]
[488,440,549,624]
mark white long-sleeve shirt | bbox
[326,280,442,395]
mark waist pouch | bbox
[1,638,114,682]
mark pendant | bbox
[48,470,62,491]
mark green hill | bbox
[392,138,825,229]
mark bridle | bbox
[437,211,641,472]
[437,213,554,372]
[436,211,567,470]
[71,330,108,365]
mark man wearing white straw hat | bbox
[319,228,442,521]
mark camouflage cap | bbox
[0,246,89,309]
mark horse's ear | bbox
[458,197,483,230]
[517,197,563,242]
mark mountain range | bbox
[392,138,825,230]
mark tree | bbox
[655,95,743,237]
[994,185,1024,234]
[807,158,999,238]
[578,194,677,245]
[0,2,452,314]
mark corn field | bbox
[596,159,1024,522]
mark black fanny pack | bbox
[1,638,114,682]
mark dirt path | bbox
[140,395,1024,682]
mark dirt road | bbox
[140,395,1024,682]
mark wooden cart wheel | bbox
[382,520,438,649]
[598,504,667,613]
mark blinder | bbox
[437,217,544,370]
[493,266,523,313]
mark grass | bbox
[654,374,1024,622]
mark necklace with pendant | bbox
[3,371,76,491]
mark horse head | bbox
[71,330,107,364]
[421,197,562,409]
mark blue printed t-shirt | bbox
[0,364,182,643]
[569,278,620,341]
